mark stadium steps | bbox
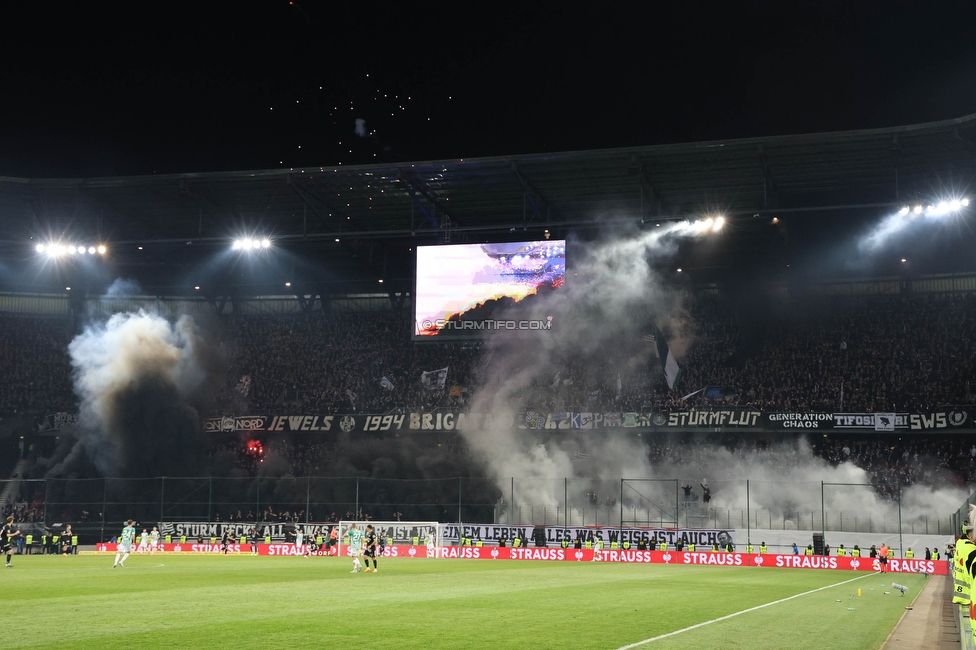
[0,457,28,506]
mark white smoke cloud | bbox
[68,310,214,476]
[459,222,969,526]
[459,222,710,512]
[355,118,367,137]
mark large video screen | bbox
[414,240,566,338]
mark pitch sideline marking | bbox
[616,573,873,649]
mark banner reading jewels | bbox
[200,408,973,433]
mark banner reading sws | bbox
[199,408,973,433]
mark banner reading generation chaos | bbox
[200,408,972,433]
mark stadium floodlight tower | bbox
[231,237,272,251]
[36,242,108,257]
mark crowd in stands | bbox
[1,500,42,523]
[0,315,74,415]
[0,292,973,418]
[207,293,976,415]
[213,313,480,415]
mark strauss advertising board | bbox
[93,542,945,575]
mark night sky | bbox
[4,2,976,178]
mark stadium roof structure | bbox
[2,112,976,296]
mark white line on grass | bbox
[616,573,873,649]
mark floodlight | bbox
[67,245,77,254]
[713,216,726,231]
[35,244,45,253]
[97,245,107,255]
[232,240,242,250]
[898,206,909,215]
[913,205,923,214]
[261,238,271,248]
[87,246,96,254]
[964,198,971,207]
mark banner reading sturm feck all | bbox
[157,522,732,547]
[200,408,973,433]
[157,521,435,544]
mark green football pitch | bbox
[4,553,927,649]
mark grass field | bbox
[4,553,927,649]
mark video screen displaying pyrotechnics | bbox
[414,240,566,338]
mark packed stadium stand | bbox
[0,289,973,499]
[0,291,973,418]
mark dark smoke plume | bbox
[67,310,220,477]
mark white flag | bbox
[421,367,449,391]
[380,376,395,391]
[681,387,704,401]
[651,326,681,391]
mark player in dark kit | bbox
[2,517,21,567]
[363,525,378,573]
[221,528,236,555]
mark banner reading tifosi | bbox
[193,407,976,433]
[93,543,946,575]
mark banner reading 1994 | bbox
[194,408,974,433]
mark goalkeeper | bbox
[345,523,364,573]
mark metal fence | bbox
[0,475,956,544]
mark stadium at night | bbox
[5,4,976,649]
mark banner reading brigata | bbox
[200,408,974,433]
[93,543,946,575]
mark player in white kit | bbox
[149,527,161,554]
[137,528,150,554]
[345,523,363,572]
[114,520,136,568]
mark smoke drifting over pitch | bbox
[459,221,968,525]
[68,310,217,477]
[460,221,706,514]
